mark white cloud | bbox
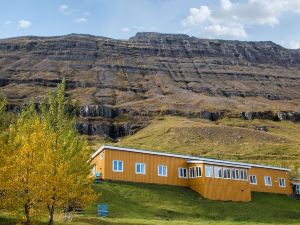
[18,20,31,28]
[121,27,130,32]
[182,6,211,27]
[58,4,72,15]
[204,24,247,38]
[280,40,300,49]
[220,0,232,10]
[288,41,300,49]
[132,25,145,30]
[182,0,300,38]
[74,17,87,24]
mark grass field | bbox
[1,181,300,225]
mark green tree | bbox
[41,80,95,225]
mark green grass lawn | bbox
[1,181,300,224]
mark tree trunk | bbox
[48,205,55,225]
[24,203,30,225]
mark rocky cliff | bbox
[1,32,300,139]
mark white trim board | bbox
[187,160,251,169]
[91,145,290,172]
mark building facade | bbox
[91,145,297,202]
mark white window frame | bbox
[223,168,231,179]
[112,160,123,172]
[135,162,146,175]
[278,178,286,188]
[214,166,223,178]
[205,165,213,178]
[296,185,300,195]
[231,169,237,179]
[178,167,188,179]
[189,166,202,178]
[195,166,202,177]
[240,169,248,181]
[249,175,257,185]
[158,164,167,177]
[235,169,240,179]
[189,167,196,178]
[264,176,272,186]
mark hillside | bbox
[1,181,300,225]
[1,33,300,140]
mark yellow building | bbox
[91,145,297,202]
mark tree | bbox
[0,81,95,225]
[40,80,95,225]
[0,103,56,224]
[0,91,7,209]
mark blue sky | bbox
[1,0,300,48]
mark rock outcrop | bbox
[240,111,300,122]
[1,32,300,138]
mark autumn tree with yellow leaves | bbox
[40,80,96,225]
[0,81,96,225]
[0,104,56,224]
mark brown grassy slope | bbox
[109,116,300,176]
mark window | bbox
[231,169,237,179]
[296,185,300,195]
[278,178,286,187]
[240,169,248,180]
[195,166,202,177]
[249,175,257,185]
[264,176,272,186]
[136,163,146,175]
[189,166,202,178]
[234,169,240,179]
[158,165,167,177]
[214,167,223,178]
[178,168,188,178]
[205,165,213,177]
[223,168,231,179]
[189,167,195,178]
[113,160,123,172]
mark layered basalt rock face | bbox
[1,32,300,138]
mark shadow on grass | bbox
[0,217,19,225]
[73,217,146,225]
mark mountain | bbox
[1,32,300,140]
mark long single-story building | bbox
[90,145,300,202]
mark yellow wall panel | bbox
[249,167,292,195]
[103,149,189,186]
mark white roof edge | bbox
[91,145,290,171]
[292,182,300,185]
[187,160,251,169]
[91,145,105,159]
